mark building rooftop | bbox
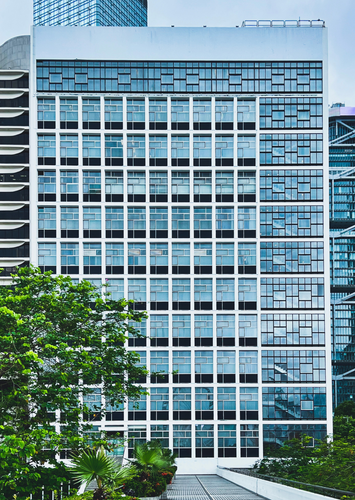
[329,106,355,118]
[32,24,327,63]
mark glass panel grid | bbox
[37,61,323,94]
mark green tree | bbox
[334,400,355,419]
[333,400,355,445]
[298,439,355,492]
[333,415,355,443]
[0,266,147,499]
[255,436,355,493]
[255,435,315,478]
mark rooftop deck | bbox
[165,475,264,500]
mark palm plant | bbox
[68,446,137,500]
[107,463,138,488]
[160,446,177,468]
[121,442,177,497]
[132,442,170,479]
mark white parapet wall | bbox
[217,468,337,500]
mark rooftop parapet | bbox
[329,106,355,118]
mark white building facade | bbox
[29,23,331,473]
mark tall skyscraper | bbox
[33,0,147,27]
[329,104,355,406]
[28,22,331,472]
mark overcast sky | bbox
[0,0,354,105]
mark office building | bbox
[33,0,147,27]
[329,104,355,406]
[29,22,331,471]
[0,21,334,473]
[0,36,30,284]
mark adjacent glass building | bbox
[25,22,332,472]
[33,0,147,27]
[329,104,355,406]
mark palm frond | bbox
[109,464,138,486]
[68,447,117,488]
[133,443,170,470]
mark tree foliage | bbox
[256,436,315,478]
[0,266,147,499]
[334,400,355,419]
[255,429,355,493]
[334,415,355,443]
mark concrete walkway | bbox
[165,475,264,500]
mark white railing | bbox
[241,20,325,28]
[28,482,74,500]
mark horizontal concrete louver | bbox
[0,90,26,99]
[0,62,30,282]
[0,129,28,137]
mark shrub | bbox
[122,441,177,497]
[64,491,138,500]
[122,475,167,497]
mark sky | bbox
[0,0,354,105]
